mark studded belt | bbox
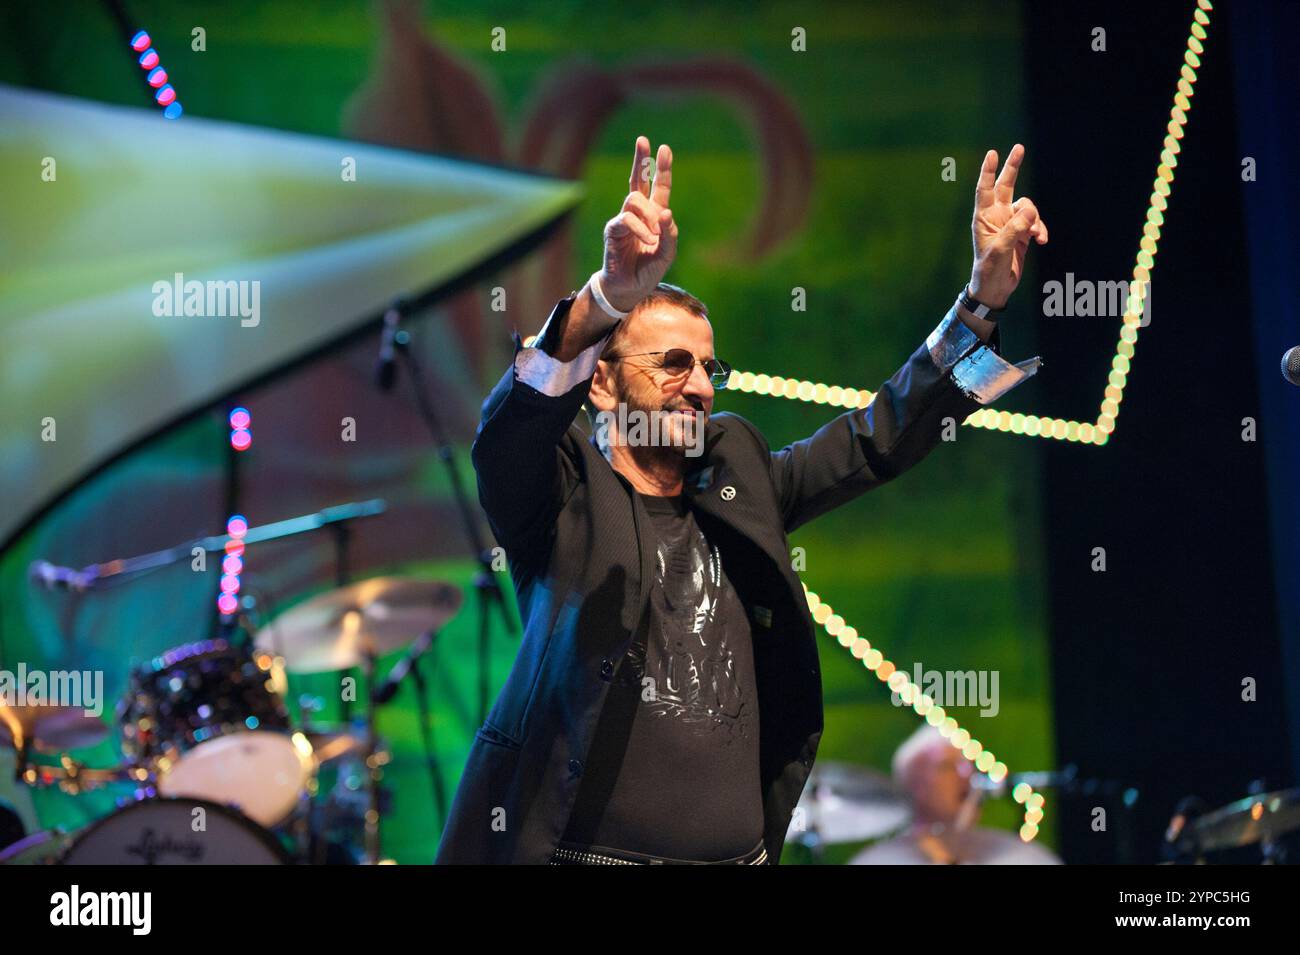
[550,840,769,865]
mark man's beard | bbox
[611,382,706,459]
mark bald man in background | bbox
[852,725,1062,865]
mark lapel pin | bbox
[720,485,736,501]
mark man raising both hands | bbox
[437,135,1048,865]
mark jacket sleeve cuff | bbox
[513,296,617,397]
[924,305,1043,405]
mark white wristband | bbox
[588,271,632,320]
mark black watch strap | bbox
[959,287,1004,321]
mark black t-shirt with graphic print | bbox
[561,492,764,860]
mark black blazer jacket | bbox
[435,293,1033,864]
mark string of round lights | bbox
[218,407,253,617]
[217,513,248,617]
[129,30,183,119]
[802,583,1044,842]
[739,0,1214,845]
[229,406,253,452]
[730,0,1212,449]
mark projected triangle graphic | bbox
[0,84,582,547]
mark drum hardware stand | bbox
[329,520,358,728]
[363,644,383,865]
[12,737,31,786]
[381,298,518,729]
[790,826,827,864]
[288,788,316,865]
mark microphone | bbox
[374,299,407,392]
[372,627,438,705]
[1282,346,1300,386]
[28,560,97,592]
[971,766,1076,797]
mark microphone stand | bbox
[27,500,387,591]
[410,653,447,823]
[373,627,447,822]
[384,303,517,731]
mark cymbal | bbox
[1192,787,1300,852]
[786,761,911,845]
[254,576,462,674]
[0,703,109,753]
[303,726,387,766]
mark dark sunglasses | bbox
[603,349,732,388]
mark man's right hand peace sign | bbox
[599,136,678,313]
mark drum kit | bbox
[4,307,520,866]
[2,557,464,866]
[1164,785,1300,864]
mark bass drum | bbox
[61,798,287,865]
[0,829,74,864]
[118,638,313,828]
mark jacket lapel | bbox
[684,422,793,583]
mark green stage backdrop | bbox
[0,0,1052,863]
